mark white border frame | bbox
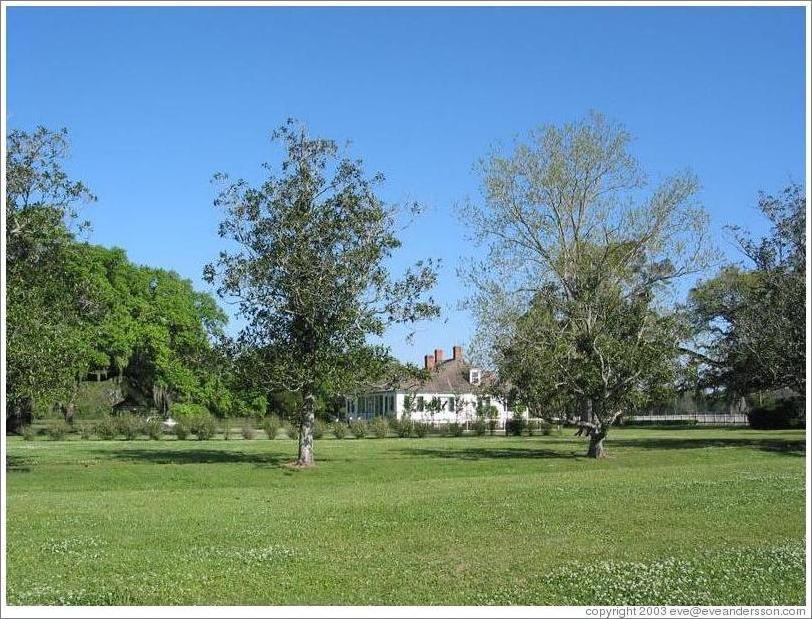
[1,1,809,618]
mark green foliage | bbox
[174,422,189,441]
[96,417,118,440]
[449,422,465,437]
[397,418,414,438]
[370,416,389,438]
[413,422,430,438]
[350,421,368,439]
[78,423,94,440]
[47,420,71,441]
[505,412,526,436]
[262,417,281,440]
[463,113,712,455]
[688,184,805,398]
[144,418,163,440]
[188,413,216,440]
[6,127,100,429]
[116,414,143,440]
[331,422,348,439]
[747,399,805,430]
[204,120,439,463]
[472,419,487,436]
[241,425,256,440]
[286,422,300,441]
[22,426,35,441]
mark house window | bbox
[469,369,481,385]
[417,396,425,412]
[449,397,456,412]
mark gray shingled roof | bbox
[366,358,496,394]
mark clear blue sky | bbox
[6,6,807,365]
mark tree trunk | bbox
[297,393,316,466]
[587,427,607,459]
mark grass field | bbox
[5,428,807,606]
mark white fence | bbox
[625,412,749,426]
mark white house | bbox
[345,345,521,425]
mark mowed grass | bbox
[5,428,806,606]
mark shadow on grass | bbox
[88,447,319,470]
[401,434,804,461]
[6,455,32,472]
[399,446,583,461]
[608,436,805,456]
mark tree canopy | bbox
[687,183,805,398]
[205,120,439,465]
[461,111,714,456]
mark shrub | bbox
[449,422,465,437]
[331,422,348,439]
[241,425,256,440]
[350,420,367,439]
[262,416,281,439]
[397,418,414,438]
[174,422,189,440]
[388,418,401,436]
[221,417,231,440]
[21,425,35,441]
[488,419,498,436]
[189,413,216,440]
[144,418,162,440]
[505,412,526,436]
[313,419,326,440]
[748,398,805,430]
[79,423,94,440]
[96,417,118,440]
[116,414,143,440]
[48,420,71,441]
[370,416,389,438]
[472,418,487,436]
[286,422,300,441]
[413,422,430,438]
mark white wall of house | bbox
[346,391,522,424]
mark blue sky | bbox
[6,6,807,364]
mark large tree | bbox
[687,183,805,398]
[462,112,713,457]
[5,127,100,429]
[205,120,439,465]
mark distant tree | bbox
[205,120,439,466]
[687,183,805,398]
[461,112,713,457]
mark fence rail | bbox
[625,412,749,426]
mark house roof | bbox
[366,357,496,394]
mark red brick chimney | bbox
[434,348,444,365]
[424,354,435,371]
[452,345,463,361]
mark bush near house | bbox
[370,416,389,438]
[331,422,348,439]
[350,420,367,438]
[505,412,526,436]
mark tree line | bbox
[5,114,805,462]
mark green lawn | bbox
[5,428,806,606]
